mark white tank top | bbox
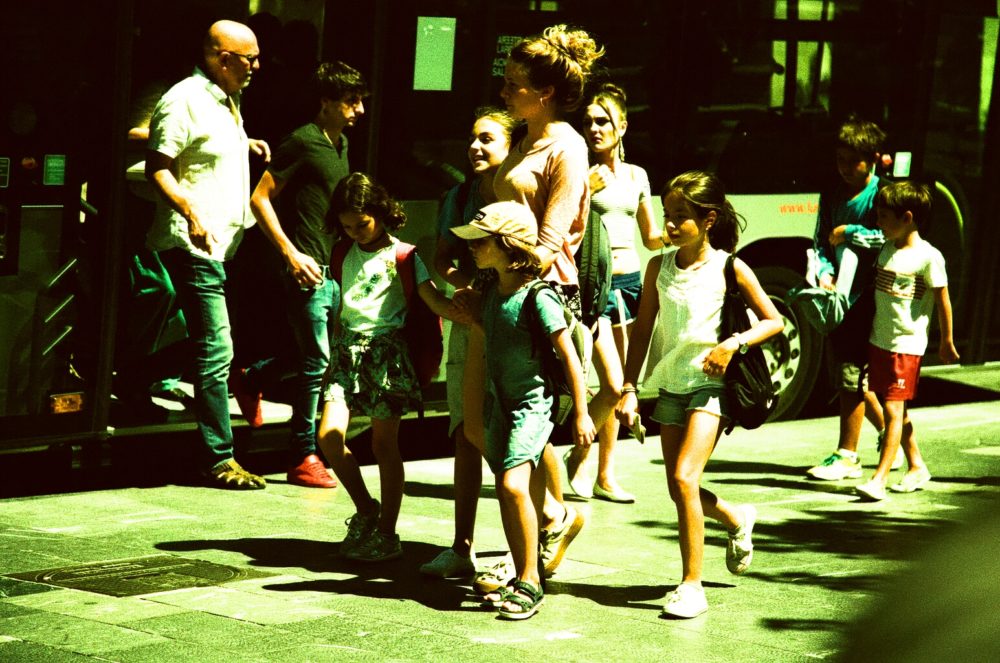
[646,247,729,393]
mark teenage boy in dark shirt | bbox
[805,116,894,482]
[245,61,368,487]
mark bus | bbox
[0,0,997,454]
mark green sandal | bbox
[481,579,515,608]
[498,580,544,621]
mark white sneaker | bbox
[889,467,931,493]
[662,583,708,618]
[419,549,477,578]
[806,452,863,480]
[876,431,905,471]
[726,504,756,575]
[855,479,888,502]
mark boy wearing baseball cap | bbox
[451,201,596,620]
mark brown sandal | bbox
[206,459,266,490]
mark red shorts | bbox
[868,345,922,401]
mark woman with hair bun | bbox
[467,24,605,612]
[496,24,603,293]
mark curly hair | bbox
[330,172,406,231]
[508,24,605,113]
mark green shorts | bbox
[837,361,869,392]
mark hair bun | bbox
[599,82,626,104]
[543,24,604,75]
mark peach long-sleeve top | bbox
[493,122,590,286]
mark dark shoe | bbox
[340,501,380,558]
[287,454,337,488]
[498,580,544,620]
[205,459,266,490]
[349,530,403,562]
[230,368,263,428]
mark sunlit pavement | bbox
[1,386,997,661]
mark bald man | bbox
[145,20,271,489]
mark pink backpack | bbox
[330,239,443,388]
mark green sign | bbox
[43,154,66,186]
[413,17,456,91]
[0,157,9,188]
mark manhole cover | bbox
[6,555,272,597]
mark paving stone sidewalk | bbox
[2,400,998,662]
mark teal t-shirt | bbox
[482,280,566,405]
[814,174,884,304]
[482,279,568,473]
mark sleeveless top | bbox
[646,247,729,393]
[590,164,651,251]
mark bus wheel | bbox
[754,266,824,420]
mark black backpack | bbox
[719,254,778,434]
[574,207,613,330]
[523,280,590,425]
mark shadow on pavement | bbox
[404,480,498,501]
[712,475,860,496]
[749,509,960,570]
[930,474,1000,487]
[706,459,819,477]
[547,578,736,611]
[155,535,483,612]
[761,617,852,633]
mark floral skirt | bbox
[322,329,421,419]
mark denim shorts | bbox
[601,271,642,324]
[650,385,730,427]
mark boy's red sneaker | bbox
[287,454,338,488]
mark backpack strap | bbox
[330,238,354,284]
[395,241,416,302]
[523,281,550,360]
[724,253,738,297]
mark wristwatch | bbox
[732,332,749,355]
